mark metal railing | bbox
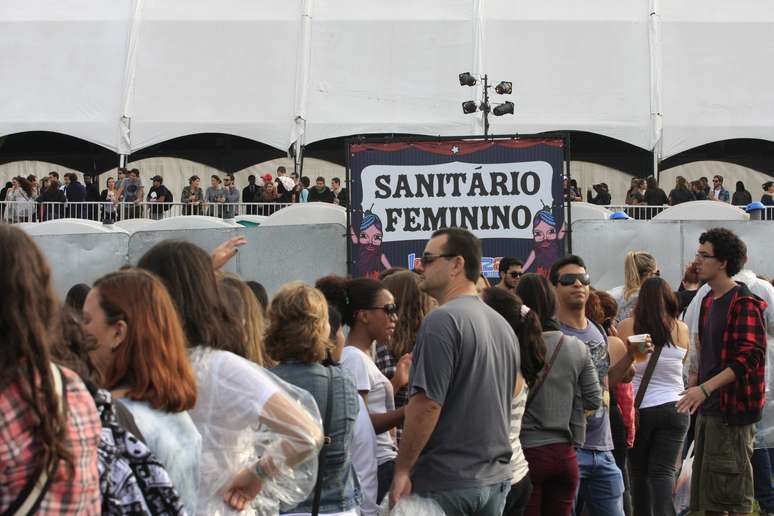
[576,204,774,221]
[0,201,292,224]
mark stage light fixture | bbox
[495,81,512,95]
[459,72,477,87]
[493,101,514,116]
[462,101,478,114]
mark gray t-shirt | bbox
[560,320,614,451]
[121,177,143,202]
[409,295,519,492]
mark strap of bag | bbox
[526,336,565,410]
[3,365,66,516]
[311,366,335,516]
[634,344,663,410]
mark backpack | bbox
[89,387,187,516]
[163,187,173,211]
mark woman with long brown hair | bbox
[82,269,201,513]
[220,274,272,367]
[0,225,101,514]
[138,240,323,515]
[617,277,689,516]
[375,271,434,440]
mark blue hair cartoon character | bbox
[522,203,566,278]
[350,208,391,279]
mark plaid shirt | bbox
[699,283,768,425]
[0,366,101,514]
[374,343,408,443]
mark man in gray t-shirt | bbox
[389,228,519,516]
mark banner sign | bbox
[347,137,566,280]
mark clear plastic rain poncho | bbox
[683,270,774,448]
[188,347,323,515]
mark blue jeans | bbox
[752,448,774,512]
[575,449,625,516]
[417,480,511,516]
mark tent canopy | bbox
[1,1,773,161]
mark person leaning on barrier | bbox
[37,178,67,221]
[181,175,204,216]
[587,182,612,205]
[147,175,172,220]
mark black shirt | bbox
[644,188,668,206]
[699,286,738,414]
[668,188,694,205]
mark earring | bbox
[110,340,122,352]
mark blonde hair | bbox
[265,282,330,364]
[221,274,272,367]
[623,251,658,300]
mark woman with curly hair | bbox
[266,282,362,515]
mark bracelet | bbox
[699,384,711,399]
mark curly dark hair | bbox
[699,228,747,277]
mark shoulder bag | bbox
[526,335,565,410]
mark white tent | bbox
[1,1,773,159]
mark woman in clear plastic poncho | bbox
[138,239,324,515]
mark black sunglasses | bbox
[366,303,399,316]
[557,273,591,286]
[508,271,523,279]
[420,253,457,267]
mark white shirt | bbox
[350,396,379,516]
[340,346,398,464]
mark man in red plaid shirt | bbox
[677,228,767,516]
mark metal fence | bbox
[0,201,293,223]
[598,204,774,220]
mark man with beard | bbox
[523,208,565,279]
[495,257,523,294]
[351,210,391,279]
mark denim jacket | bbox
[271,362,362,513]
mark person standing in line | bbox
[205,175,225,218]
[82,269,201,514]
[710,175,731,203]
[587,182,612,205]
[550,255,643,516]
[643,176,668,206]
[222,174,240,219]
[676,228,767,516]
[515,273,602,516]
[181,175,204,216]
[100,177,119,222]
[692,180,708,201]
[607,251,660,322]
[146,175,171,220]
[732,181,753,206]
[332,177,348,208]
[242,174,262,214]
[0,225,102,514]
[668,176,695,206]
[308,177,336,203]
[389,228,520,516]
[495,257,524,294]
[761,182,774,221]
[316,276,406,504]
[481,287,547,516]
[617,278,690,516]
[116,169,144,219]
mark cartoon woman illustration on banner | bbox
[351,208,391,279]
[523,203,566,278]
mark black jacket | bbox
[308,186,335,203]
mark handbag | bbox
[634,344,663,430]
[2,365,66,516]
[526,336,564,410]
[312,366,334,516]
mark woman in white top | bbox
[481,287,547,516]
[617,277,689,516]
[139,240,323,515]
[316,276,408,505]
[82,269,201,514]
[607,251,659,322]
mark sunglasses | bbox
[420,253,456,267]
[366,303,399,316]
[508,271,523,279]
[557,273,591,286]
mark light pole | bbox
[459,72,514,136]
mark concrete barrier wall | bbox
[572,220,774,291]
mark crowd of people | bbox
[2,221,773,516]
[572,174,774,209]
[0,166,349,222]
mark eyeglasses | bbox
[420,253,457,267]
[366,303,399,316]
[695,252,717,261]
[508,271,523,279]
[557,273,591,286]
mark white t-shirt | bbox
[350,396,379,516]
[340,346,398,465]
